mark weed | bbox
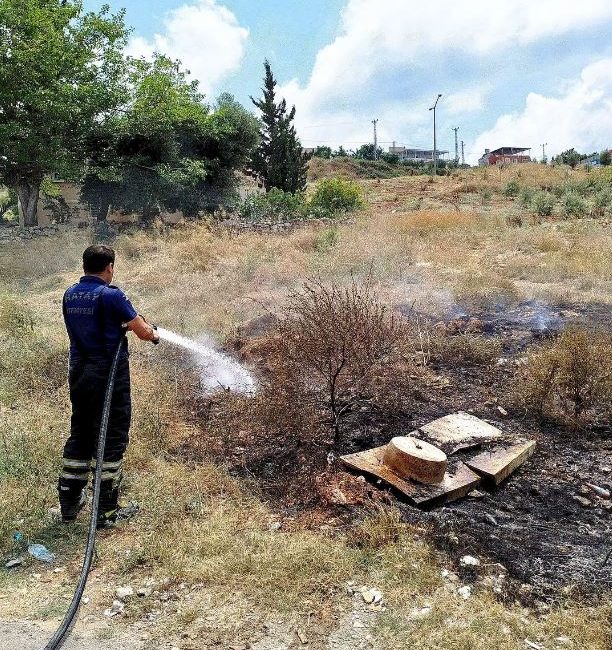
[503,179,520,197]
[532,191,555,217]
[561,191,588,218]
[515,328,612,429]
[313,225,339,253]
[593,187,612,217]
[518,186,535,207]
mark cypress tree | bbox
[251,61,309,193]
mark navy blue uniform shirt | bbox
[63,276,138,364]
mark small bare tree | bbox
[275,279,406,443]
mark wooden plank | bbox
[340,445,481,509]
[465,440,536,486]
[419,412,502,453]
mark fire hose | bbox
[44,326,158,650]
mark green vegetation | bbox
[532,191,555,216]
[238,177,364,222]
[250,61,309,194]
[309,177,364,215]
[81,56,258,221]
[0,0,129,225]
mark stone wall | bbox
[0,223,69,243]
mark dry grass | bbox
[0,169,611,647]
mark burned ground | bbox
[173,303,612,608]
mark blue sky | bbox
[84,1,612,163]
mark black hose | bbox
[44,337,126,650]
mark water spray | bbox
[156,327,256,394]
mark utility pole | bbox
[452,127,460,164]
[429,94,442,176]
[461,140,465,166]
[372,119,378,160]
[541,142,548,163]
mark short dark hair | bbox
[83,245,115,273]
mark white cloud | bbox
[126,0,248,97]
[445,88,488,115]
[470,58,612,163]
[277,0,612,149]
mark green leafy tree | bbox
[600,150,611,167]
[332,146,349,158]
[0,0,128,225]
[82,56,259,220]
[313,146,332,159]
[353,144,383,161]
[553,148,584,169]
[250,61,309,193]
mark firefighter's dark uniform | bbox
[60,275,138,525]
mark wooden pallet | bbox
[340,445,481,509]
[465,440,536,486]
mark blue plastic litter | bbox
[28,543,55,563]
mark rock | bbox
[460,555,481,567]
[5,557,24,569]
[115,586,134,600]
[572,495,592,507]
[137,587,152,597]
[554,636,572,645]
[352,620,365,629]
[524,641,543,650]
[410,605,432,618]
[601,466,611,474]
[82,597,90,605]
[578,485,591,496]
[585,483,610,499]
[496,406,508,417]
[296,629,308,644]
[484,513,498,526]
[457,585,472,599]
[268,521,282,532]
[468,490,487,499]
[361,589,375,604]
[103,600,124,617]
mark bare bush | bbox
[515,328,612,429]
[274,279,408,443]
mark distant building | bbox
[478,147,531,166]
[388,146,449,163]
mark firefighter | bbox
[59,244,159,528]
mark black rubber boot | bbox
[59,481,87,523]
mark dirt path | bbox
[0,620,145,650]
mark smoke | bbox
[156,327,256,394]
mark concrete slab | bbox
[418,412,502,453]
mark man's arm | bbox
[126,315,159,343]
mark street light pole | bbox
[541,142,548,163]
[429,94,442,176]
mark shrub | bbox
[531,191,555,216]
[238,188,306,222]
[593,187,612,216]
[313,226,339,253]
[561,191,588,218]
[518,186,535,208]
[274,280,406,442]
[309,177,364,217]
[503,179,520,197]
[515,328,612,429]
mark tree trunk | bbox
[16,178,41,227]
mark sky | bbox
[84,0,612,164]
